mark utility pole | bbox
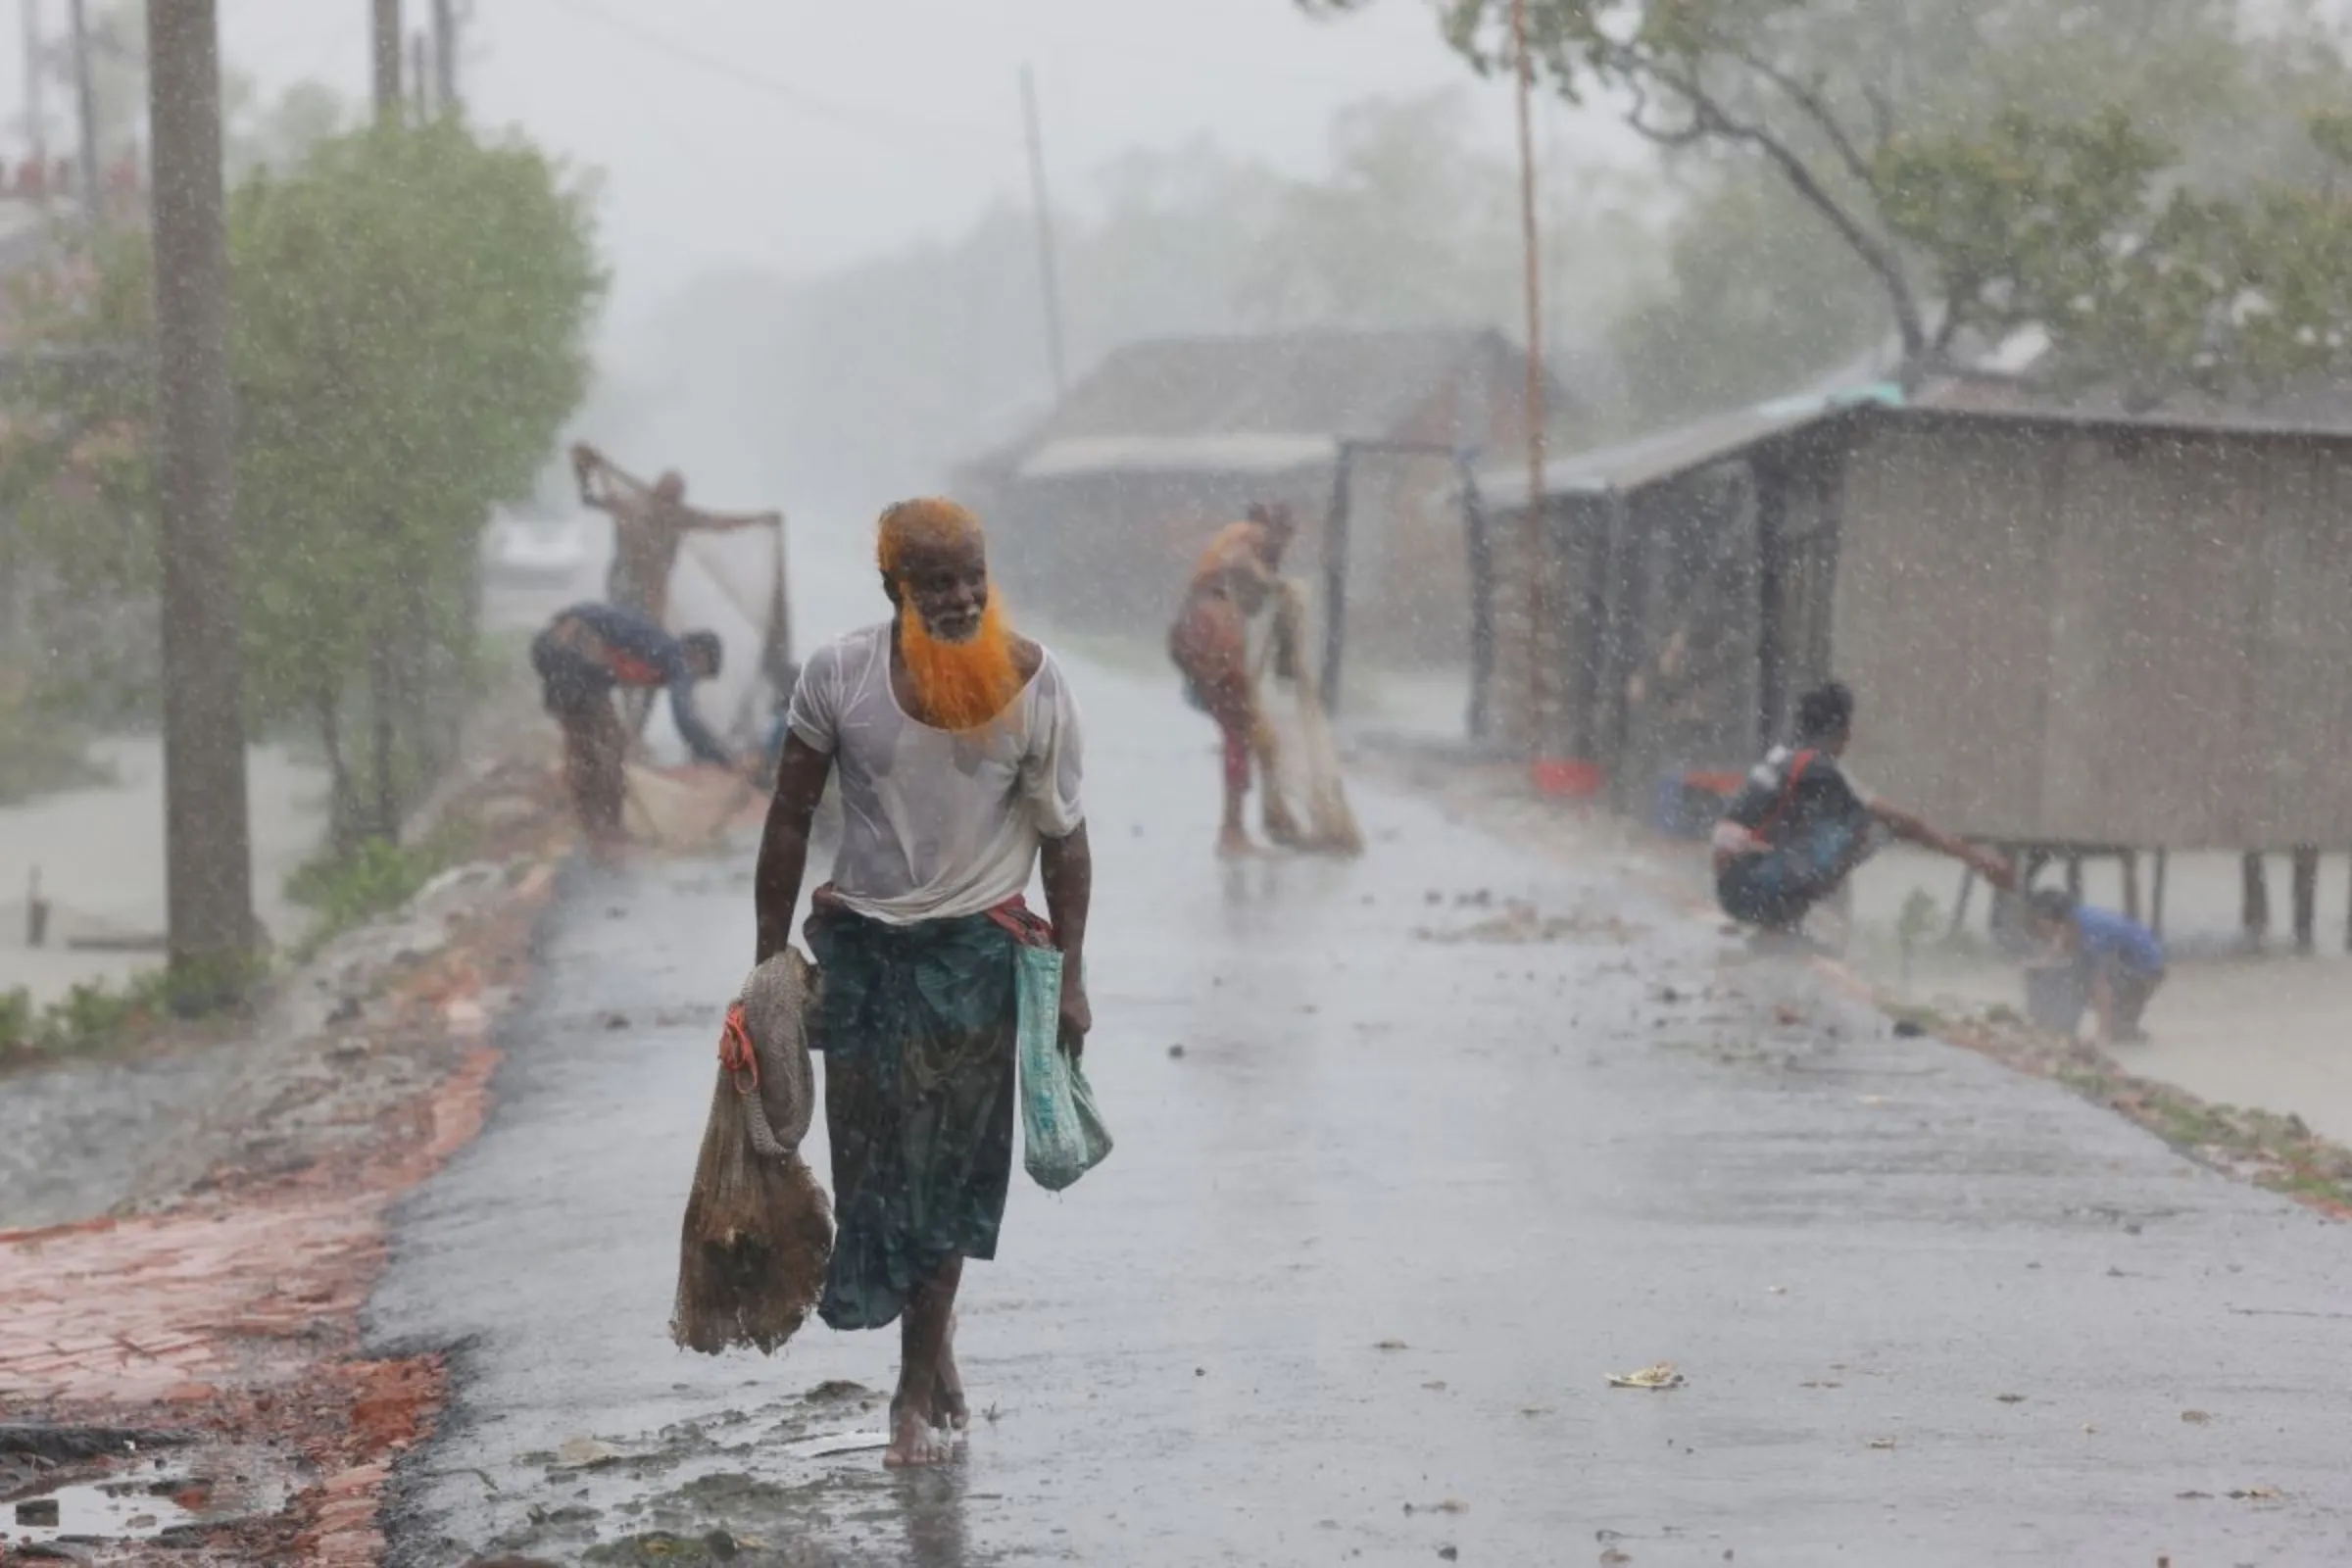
[22,0,46,189]
[409,28,428,120]
[148,0,254,998]
[430,0,457,113]
[1509,0,1550,756]
[1018,64,1068,399]
[66,0,95,208]
[370,0,401,123]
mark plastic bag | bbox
[671,950,835,1355]
[1013,945,1112,1192]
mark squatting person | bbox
[529,601,737,848]
[2026,888,2167,1043]
[754,497,1092,1469]
[1714,679,2013,939]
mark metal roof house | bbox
[1483,382,2352,871]
[964,328,1558,669]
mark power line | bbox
[547,0,995,154]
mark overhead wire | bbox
[546,0,1000,157]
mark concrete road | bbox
[373,650,2352,1567]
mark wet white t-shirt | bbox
[786,622,1085,924]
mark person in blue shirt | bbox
[528,602,737,846]
[2026,888,2167,1044]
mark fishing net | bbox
[620,761,758,853]
[1256,580,1365,858]
[671,949,835,1356]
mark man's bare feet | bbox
[1217,826,1258,858]
[884,1396,955,1468]
[934,1335,969,1434]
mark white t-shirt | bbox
[786,622,1085,924]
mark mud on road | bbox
[0,752,583,1567]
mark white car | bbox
[481,506,592,588]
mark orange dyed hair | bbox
[877,497,984,578]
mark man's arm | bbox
[571,443,653,513]
[665,673,737,768]
[1039,825,1093,1057]
[754,736,832,964]
[1871,800,2015,887]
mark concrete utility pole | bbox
[147,0,255,996]
[1019,65,1068,399]
[370,0,401,123]
[22,0,47,185]
[66,0,95,206]
[431,0,457,113]
[409,27,428,120]
[1509,0,1550,755]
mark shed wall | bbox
[1837,423,2352,848]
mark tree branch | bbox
[1636,50,1928,368]
[1718,38,1884,200]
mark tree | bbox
[1613,168,1885,421]
[1878,107,2352,407]
[1300,0,2352,400]
[4,117,602,849]
[1237,90,1519,329]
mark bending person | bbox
[529,602,738,847]
[1168,502,1301,857]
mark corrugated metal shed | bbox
[1480,385,1902,508]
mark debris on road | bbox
[1607,1363,1685,1391]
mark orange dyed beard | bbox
[898,592,1024,732]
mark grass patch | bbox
[0,955,265,1065]
[284,830,468,958]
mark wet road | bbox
[374,651,2352,1567]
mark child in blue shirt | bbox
[2027,889,2167,1044]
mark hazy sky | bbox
[158,0,1577,326]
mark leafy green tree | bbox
[4,118,602,843]
[1301,0,2352,403]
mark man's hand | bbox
[1057,966,1092,1059]
[1967,846,2017,890]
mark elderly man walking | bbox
[754,498,1092,1468]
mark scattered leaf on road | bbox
[1375,1339,1409,1351]
[2229,1486,2284,1501]
[1866,1436,1897,1450]
[2180,1409,2213,1425]
[1996,1394,2026,1404]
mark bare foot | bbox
[934,1336,969,1434]
[1217,827,1258,858]
[884,1397,955,1469]
[1262,804,1303,849]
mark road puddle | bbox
[1,1455,290,1550]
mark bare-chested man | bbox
[570,443,782,626]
